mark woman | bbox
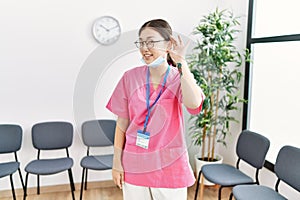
[106,19,204,200]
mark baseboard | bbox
[0,180,115,198]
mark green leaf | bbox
[187,7,250,157]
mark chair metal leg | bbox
[68,169,75,191]
[23,173,29,200]
[229,192,234,200]
[84,168,88,190]
[68,169,75,200]
[18,168,25,191]
[218,186,224,200]
[194,170,202,200]
[37,175,40,194]
[10,174,16,200]
[80,168,86,200]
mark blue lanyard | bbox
[143,66,170,132]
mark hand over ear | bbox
[168,35,190,61]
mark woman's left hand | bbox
[168,35,190,62]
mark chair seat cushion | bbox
[80,154,113,170]
[0,162,19,178]
[202,164,253,185]
[25,157,73,175]
[233,185,287,200]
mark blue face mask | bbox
[141,56,166,68]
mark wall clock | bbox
[92,16,121,45]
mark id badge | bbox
[136,130,150,149]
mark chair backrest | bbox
[82,119,116,147]
[0,124,22,154]
[275,145,300,192]
[32,121,73,150]
[236,130,270,168]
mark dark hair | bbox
[139,19,176,67]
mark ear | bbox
[166,41,172,52]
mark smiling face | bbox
[138,27,170,65]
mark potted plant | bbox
[188,8,250,183]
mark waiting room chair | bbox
[194,130,270,200]
[79,119,116,200]
[232,145,300,200]
[0,124,25,200]
[23,121,75,200]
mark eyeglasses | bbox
[134,40,166,49]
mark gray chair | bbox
[232,145,300,200]
[79,119,116,200]
[194,130,270,200]
[23,121,75,200]
[0,124,25,200]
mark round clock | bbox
[92,16,121,45]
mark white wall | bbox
[0,0,249,191]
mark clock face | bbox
[92,16,121,45]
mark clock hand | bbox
[100,24,110,32]
[109,25,119,31]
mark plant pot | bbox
[194,153,223,185]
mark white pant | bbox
[122,182,187,200]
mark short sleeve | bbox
[106,73,129,119]
[186,105,202,115]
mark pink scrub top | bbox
[106,65,202,188]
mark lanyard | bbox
[143,66,170,132]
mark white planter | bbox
[194,153,223,185]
